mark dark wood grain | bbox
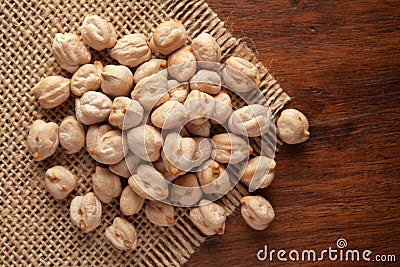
[186,0,400,266]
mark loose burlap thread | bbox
[0,0,290,266]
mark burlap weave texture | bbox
[0,0,290,266]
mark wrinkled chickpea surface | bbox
[28,14,310,251]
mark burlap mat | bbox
[0,0,290,266]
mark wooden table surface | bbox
[186,1,400,266]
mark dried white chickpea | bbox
[70,61,103,96]
[185,90,231,125]
[126,125,163,162]
[128,164,169,200]
[75,91,112,125]
[151,100,188,129]
[167,80,189,103]
[110,34,152,67]
[211,133,253,164]
[170,174,203,206]
[191,137,213,168]
[221,59,259,93]
[241,196,275,231]
[133,59,167,84]
[197,160,231,195]
[32,75,70,109]
[225,56,260,86]
[109,97,144,130]
[167,46,197,82]
[109,152,142,178]
[45,166,77,200]
[101,65,134,97]
[149,20,187,55]
[277,108,310,144]
[184,90,214,125]
[190,70,221,95]
[120,186,145,216]
[59,116,85,154]
[145,200,175,226]
[185,120,211,137]
[70,192,102,233]
[92,166,122,204]
[240,156,276,191]
[79,14,117,50]
[131,72,169,110]
[191,32,221,69]
[86,124,124,164]
[105,217,137,251]
[153,159,178,182]
[86,124,112,150]
[211,91,233,124]
[52,33,91,73]
[162,132,196,175]
[228,104,271,137]
[189,200,226,236]
[27,120,59,161]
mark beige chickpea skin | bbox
[101,65,134,97]
[109,97,144,130]
[86,124,124,165]
[45,166,78,200]
[224,56,260,86]
[189,200,226,236]
[185,120,211,137]
[170,174,203,206]
[120,186,145,216]
[70,192,102,233]
[167,80,189,103]
[211,91,233,124]
[145,200,175,226]
[197,160,231,195]
[79,14,117,50]
[191,32,221,69]
[151,100,188,130]
[109,151,142,178]
[59,116,85,154]
[153,159,178,182]
[149,20,187,55]
[32,76,70,109]
[92,166,122,204]
[133,59,167,84]
[167,46,197,82]
[27,120,59,161]
[126,125,163,162]
[184,90,214,125]
[161,132,196,175]
[240,156,276,191]
[52,33,91,73]
[75,91,113,125]
[105,217,138,251]
[110,34,152,67]
[241,196,275,231]
[221,57,260,93]
[228,104,271,137]
[190,70,221,95]
[211,133,253,164]
[86,124,113,151]
[191,137,213,168]
[277,108,310,144]
[131,72,170,110]
[71,61,103,96]
[128,164,169,200]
